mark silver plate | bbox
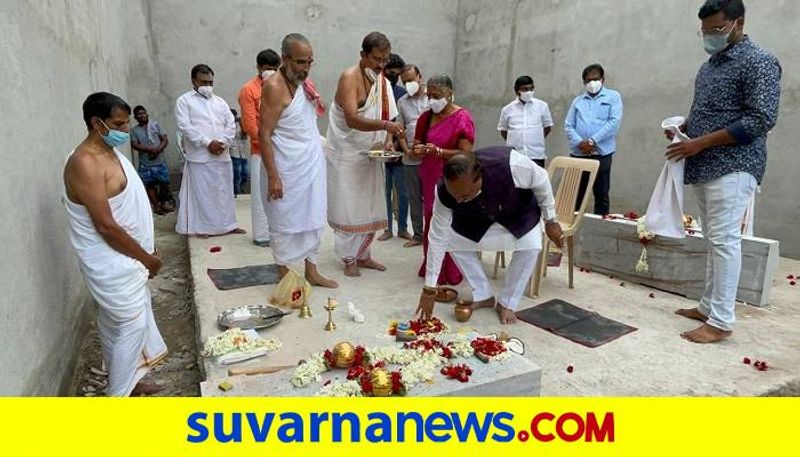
[217,305,290,330]
[359,150,403,162]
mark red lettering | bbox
[555,412,585,442]
[585,412,615,442]
[530,412,555,442]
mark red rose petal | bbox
[791,281,797,286]
[209,246,221,253]
[787,275,795,280]
[567,365,574,373]
[648,293,655,299]
[743,357,751,365]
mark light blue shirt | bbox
[564,87,623,156]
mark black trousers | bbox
[573,153,613,216]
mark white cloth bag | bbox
[644,116,689,238]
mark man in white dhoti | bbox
[258,33,338,288]
[415,147,563,324]
[63,92,167,396]
[175,64,246,237]
[326,31,405,277]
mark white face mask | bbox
[585,80,603,95]
[405,81,420,97]
[430,97,448,113]
[261,69,276,79]
[364,67,378,81]
[197,85,214,98]
[519,90,534,102]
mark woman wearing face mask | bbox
[412,74,475,291]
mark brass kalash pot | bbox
[453,300,473,322]
[331,342,355,368]
[369,368,393,397]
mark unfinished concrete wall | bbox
[455,0,800,258]
[0,0,160,395]
[144,0,459,162]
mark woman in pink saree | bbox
[412,75,475,294]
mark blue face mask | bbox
[702,22,735,55]
[99,119,129,148]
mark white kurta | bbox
[261,85,327,266]
[63,149,167,396]
[425,150,556,288]
[325,74,397,236]
[174,90,238,235]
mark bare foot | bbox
[675,307,708,323]
[681,323,732,343]
[470,296,496,311]
[344,262,361,277]
[398,231,413,241]
[377,231,393,241]
[228,228,247,235]
[357,258,386,271]
[130,382,164,396]
[403,239,422,248]
[306,270,336,289]
[496,304,518,325]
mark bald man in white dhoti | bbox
[175,63,246,237]
[326,31,405,277]
[64,92,167,396]
[258,33,337,288]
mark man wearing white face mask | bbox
[564,63,623,216]
[326,31,403,277]
[175,64,243,237]
[498,75,554,168]
[667,0,781,344]
[239,49,281,247]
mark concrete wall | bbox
[0,0,159,395]
[455,0,800,258]
[142,0,459,170]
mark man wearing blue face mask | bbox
[667,0,781,344]
[564,63,623,216]
[63,92,167,396]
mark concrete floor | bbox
[190,196,800,396]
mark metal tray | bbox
[217,305,291,330]
[359,150,403,162]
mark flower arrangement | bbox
[201,328,281,358]
[471,337,511,362]
[388,317,448,337]
[635,216,655,273]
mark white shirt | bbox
[425,150,556,287]
[396,92,430,165]
[497,97,554,160]
[174,90,236,163]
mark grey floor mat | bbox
[516,299,637,348]
[207,264,281,290]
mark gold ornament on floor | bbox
[370,368,393,397]
[332,342,355,368]
[324,297,337,331]
[298,300,312,319]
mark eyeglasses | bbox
[698,22,735,36]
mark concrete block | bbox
[576,214,780,306]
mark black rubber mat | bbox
[207,264,281,290]
[516,299,637,348]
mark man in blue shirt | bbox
[668,0,781,344]
[378,53,413,242]
[564,63,623,216]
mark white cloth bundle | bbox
[645,116,689,238]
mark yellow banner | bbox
[0,398,797,457]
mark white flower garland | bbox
[635,216,655,273]
[317,380,363,397]
[202,328,282,358]
[447,334,475,358]
[290,353,327,388]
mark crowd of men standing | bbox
[61,0,781,396]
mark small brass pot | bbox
[454,302,473,322]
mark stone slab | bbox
[200,350,541,397]
[576,214,780,306]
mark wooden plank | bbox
[576,214,780,306]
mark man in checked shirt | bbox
[667,0,781,343]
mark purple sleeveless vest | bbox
[437,146,541,243]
